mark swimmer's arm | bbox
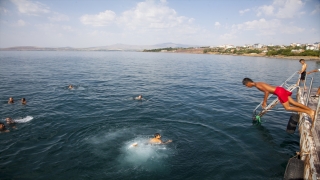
[161,140,172,144]
[255,83,269,108]
[307,69,320,74]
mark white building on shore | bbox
[253,43,263,49]
[306,42,320,50]
[218,44,234,49]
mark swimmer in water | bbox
[131,133,172,147]
[135,95,143,100]
[149,133,172,144]
[68,85,73,89]
[8,97,14,104]
[21,98,27,105]
[6,117,16,128]
[0,123,9,133]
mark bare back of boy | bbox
[254,82,276,94]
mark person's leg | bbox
[283,97,315,121]
[296,78,301,86]
[311,87,320,97]
[287,97,311,111]
[302,80,307,90]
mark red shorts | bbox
[274,87,292,103]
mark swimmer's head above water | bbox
[149,133,172,144]
[8,97,14,104]
[135,95,143,100]
[68,85,73,89]
[154,133,161,138]
[0,122,9,132]
[21,98,26,105]
[6,117,15,124]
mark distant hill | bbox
[0,43,197,51]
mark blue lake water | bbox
[0,51,319,179]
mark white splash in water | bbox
[119,137,171,171]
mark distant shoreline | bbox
[162,49,320,61]
[1,48,319,61]
[207,53,320,61]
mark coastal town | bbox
[143,42,320,60]
[1,42,319,60]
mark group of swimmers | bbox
[1,97,27,133]
[8,97,27,104]
[0,118,16,133]
[70,85,162,144]
[243,59,320,123]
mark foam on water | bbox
[89,129,127,144]
[118,137,172,171]
[12,116,33,123]
[86,129,173,172]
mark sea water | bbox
[0,51,319,179]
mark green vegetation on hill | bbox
[142,45,319,57]
[143,47,178,52]
[203,48,262,55]
[266,49,319,56]
[203,45,320,57]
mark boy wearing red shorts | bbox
[242,78,315,122]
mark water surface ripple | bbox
[0,51,319,180]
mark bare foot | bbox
[310,110,315,122]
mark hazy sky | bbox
[0,0,319,48]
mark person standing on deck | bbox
[307,68,320,97]
[242,78,315,122]
[297,59,307,90]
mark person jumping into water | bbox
[242,78,315,122]
[149,133,172,144]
